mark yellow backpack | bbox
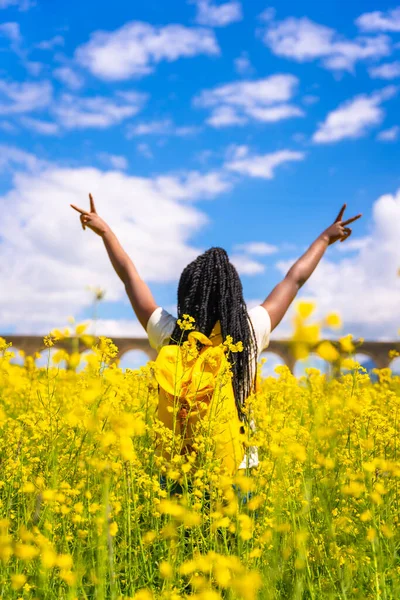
[153,322,247,476]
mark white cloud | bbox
[262,16,391,72]
[20,116,60,135]
[85,318,147,339]
[136,143,153,159]
[369,61,400,79]
[154,170,231,200]
[0,0,34,10]
[258,7,276,23]
[356,7,400,32]
[0,120,18,133]
[97,153,128,170]
[0,21,23,57]
[230,254,265,275]
[205,105,247,127]
[246,104,304,122]
[126,118,200,137]
[234,52,254,75]
[233,241,278,255]
[0,148,234,334]
[377,125,399,141]
[36,35,64,50]
[53,92,146,129]
[194,74,304,127]
[275,188,400,340]
[126,119,170,136]
[224,145,305,179]
[0,144,44,172]
[0,21,21,43]
[53,66,84,90]
[334,237,370,253]
[0,82,142,131]
[0,80,52,114]
[75,21,219,81]
[25,61,43,76]
[302,94,319,105]
[193,0,242,27]
[313,86,397,144]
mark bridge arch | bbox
[389,356,400,375]
[293,352,330,378]
[259,351,286,377]
[1,335,399,375]
[118,349,151,371]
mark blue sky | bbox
[1,0,400,360]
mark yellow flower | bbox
[197,590,223,599]
[21,482,35,493]
[41,549,57,568]
[339,334,355,354]
[158,500,185,519]
[223,336,244,353]
[233,474,255,493]
[42,489,56,502]
[370,491,383,505]
[179,560,197,576]
[11,574,27,590]
[59,570,76,586]
[177,314,196,331]
[325,312,342,329]
[14,544,39,560]
[43,335,55,348]
[97,336,119,359]
[182,512,201,527]
[75,323,89,336]
[56,554,73,569]
[133,589,153,600]
[340,357,359,371]
[232,571,262,600]
[167,469,181,481]
[51,327,66,340]
[67,352,81,370]
[296,300,315,320]
[317,341,339,362]
[0,337,13,352]
[142,531,157,545]
[292,342,310,360]
[380,524,394,538]
[301,324,320,345]
[109,522,118,537]
[159,561,173,579]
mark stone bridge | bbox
[3,335,400,372]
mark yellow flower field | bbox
[1,304,400,599]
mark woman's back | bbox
[147,302,272,470]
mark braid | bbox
[169,247,258,423]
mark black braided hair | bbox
[169,247,258,423]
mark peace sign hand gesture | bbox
[70,194,110,237]
[322,203,362,246]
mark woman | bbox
[71,195,362,475]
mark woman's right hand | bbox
[70,193,110,236]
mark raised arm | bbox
[70,194,158,331]
[262,204,362,332]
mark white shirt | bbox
[147,305,272,470]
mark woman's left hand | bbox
[70,193,110,237]
[321,203,362,246]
